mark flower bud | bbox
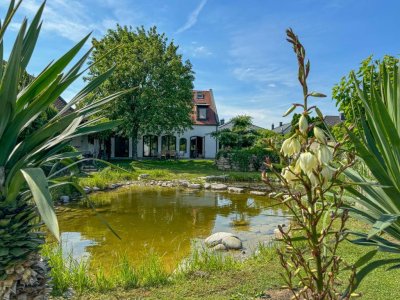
[317,144,333,166]
[299,115,308,134]
[321,166,333,182]
[299,152,318,173]
[314,126,326,144]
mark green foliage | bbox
[85,25,195,141]
[217,147,279,172]
[213,115,260,149]
[0,1,125,292]
[343,60,400,289]
[332,55,399,126]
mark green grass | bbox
[46,219,400,299]
[78,159,265,188]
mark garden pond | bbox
[55,187,289,271]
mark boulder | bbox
[188,183,202,189]
[228,187,244,193]
[211,183,228,191]
[205,232,242,250]
[83,187,91,194]
[178,180,190,187]
[268,192,276,198]
[204,183,211,189]
[212,244,227,251]
[250,191,266,196]
[92,186,101,192]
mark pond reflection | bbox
[56,187,288,270]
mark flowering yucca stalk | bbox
[263,29,356,299]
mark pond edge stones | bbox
[205,232,242,250]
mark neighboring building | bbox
[271,122,292,135]
[218,119,265,131]
[271,114,345,135]
[71,89,220,159]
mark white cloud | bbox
[176,0,208,34]
[192,46,212,57]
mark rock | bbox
[188,183,202,189]
[228,187,244,193]
[92,186,101,192]
[211,183,228,191]
[204,183,211,189]
[59,195,70,203]
[138,174,150,180]
[162,182,169,187]
[268,192,276,198]
[178,180,190,187]
[222,236,242,249]
[250,191,266,196]
[205,232,242,250]
[212,244,227,251]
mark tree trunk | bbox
[0,197,51,299]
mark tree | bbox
[0,2,125,298]
[213,115,259,149]
[84,25,195,156]
[332,55,398,126]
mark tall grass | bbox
[42,243,170,295]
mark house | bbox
[271,114,345,135]
[218,119,265,131]
[70,89,220,159]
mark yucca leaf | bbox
[20,168,59,240]
[368,214,400,239]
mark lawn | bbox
[78,159,265,189]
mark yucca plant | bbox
[0,1,127,298]
[343,60,400,291]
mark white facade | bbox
[108,124,218,159]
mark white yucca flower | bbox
[307,171,319,187]
[321,166,333,182]
[281,137,301,156]
[317,144,333,166]
[282,166,297,183]
[299,152,318,173]
[314,126,326,144]
[299,115,308,134]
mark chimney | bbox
[271,123,274,130]
[279,121,283,127]
[220,119,225,125]
[340,113,345,121]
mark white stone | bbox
[92,187,101,192]
[212,244,227,251]
[205,232,242,250]
[211,183,228,190]
[228,187,244,193]
[250,191,266,196]
[204,183,211,189]
[188,183,202,189]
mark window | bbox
[143,135,158,157]
[196,92,204,99]
[197,107,207,120]
[161,135,176,152]
[179,138,187,152]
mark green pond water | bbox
[55,187,288,271]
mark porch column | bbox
[111,137,115,158]
[129,137,133,158]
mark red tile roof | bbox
[191,89,219,126]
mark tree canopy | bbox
[84,25,195,140]
[213,115,260,149]
[332,55,399,125]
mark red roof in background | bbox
[191,90,219,126]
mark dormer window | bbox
[196,92,204,99]
[197,106,207,120]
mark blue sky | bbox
[1,0,400,128]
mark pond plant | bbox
[0,1,126,298]
[263,29,356,299]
